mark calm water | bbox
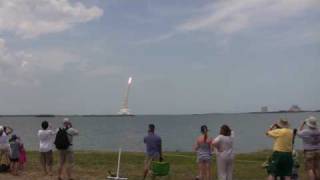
[0,112,319,153]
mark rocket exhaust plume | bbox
[128,77,132,85]
[118,77,133,115]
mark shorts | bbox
[304,150,320,170]
[10,158,19,162]
[197,156,211,164]
[144,154,160,170]
[269,151,293,177]
[40,150,53,166]
[59,150,74,167]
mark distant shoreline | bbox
[0,110,319,117]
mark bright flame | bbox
[128,77,132,84]
[21,60,28,68]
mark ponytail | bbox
[204,133,208,143]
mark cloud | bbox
[0,39,37,85]
[178,0,319,34]
[0,0,103,38]
[137,0,319,44]
[0,1,106,85]
[134,32,176,45]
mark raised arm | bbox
[194,138,200,151]
[4,126,13,135]
[299,121,306,131]
[266,124,279,136]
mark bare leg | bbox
[198,162,205,180]
[314,168,320,180]
[308,169,316,180]
[47,164,53,176]
[205,162,212,180]
[58,151,66,179]
[40,155,47,175]
[143,168,149,180]
[66,164,73,180]
[267,175,274,180]
[207,162,212,180]
[58,164,64,179]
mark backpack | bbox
[54,128,71,150]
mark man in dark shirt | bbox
[143,124,162,179]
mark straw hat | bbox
[277,119,289,128]
[305,116,318,129]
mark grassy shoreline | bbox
[0,150,307,180]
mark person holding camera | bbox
[266,119,293,180]
[56,118,79,180]
[297,116,320,180]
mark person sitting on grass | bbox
[194,125,212,180]
[38,120,55,176]
[297,116,320,180]
[143,124,163,180]
[266,119,293,180]
[9,134,20,176]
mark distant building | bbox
[289,105,302,112]
[261,106,268,112]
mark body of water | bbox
[0,112,319,153]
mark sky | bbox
[0,0,319,115]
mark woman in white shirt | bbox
[212,125,234,180]
[38,121,55,176]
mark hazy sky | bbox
[0,0,319,114]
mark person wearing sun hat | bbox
[297,116,320,180]
[266,118,294,180]
[57,118,79,180]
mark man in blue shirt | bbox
[143,124,162,179]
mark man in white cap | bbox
[297,116,320,180]
[57,118,79,180]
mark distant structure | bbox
[288,105,302,112]
[118,77,133,115]
[261,106,268,113]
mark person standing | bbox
[266,119,293,180]
[38,121,55,176]
[9,134,20,176]
[56,118,79,180]
[0,126,13,166]
[143,124,162,180]
[212,125,234,180]
[297,116,320,180]
[194,125,212,180]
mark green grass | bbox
[22,150,307,180]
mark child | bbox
[9,134,20,176]
[18,137,26,170]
